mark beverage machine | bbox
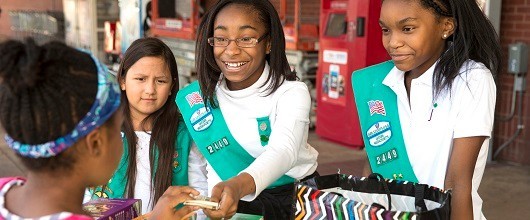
[316,0,389,147]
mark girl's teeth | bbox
[226,62,246,67]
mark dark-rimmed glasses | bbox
[207,33,269,48]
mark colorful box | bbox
[83,198,141,220]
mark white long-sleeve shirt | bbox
[207,63,319,201]
[134,132,208,214]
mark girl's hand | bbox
[204,173,256,219]
[149,186,200,220]
[203,181,239,219]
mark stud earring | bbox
[443,34,447,39]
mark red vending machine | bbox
[316,0,388,147]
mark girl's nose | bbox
[144,81,156,94]
[388,34,404,49]
[224,40,242,56]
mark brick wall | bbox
[0,0,63,39]
[494,0,530,165]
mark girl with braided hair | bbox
[0,38,199,219]
[352,0,500,219]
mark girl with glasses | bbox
[176,0,319,219]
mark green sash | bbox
[351,61,418,182]
[90,121,191,199]
[176,81,294,188]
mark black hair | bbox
[196,0,296,107]
[146,1,152,17]
[419,0,501,96]
[0,38,98,172]
[116,37,180,208]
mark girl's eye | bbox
[403,27,414,32]
[135,78,145,81]
[239,37,253,42]
[157,80,168,83]
[381,28,390,34]
[215,37,228,43]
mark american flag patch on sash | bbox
[368,100,386,116]
[186,92,204,107]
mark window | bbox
[325,13,347,37]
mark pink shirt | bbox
[0,177,92,220]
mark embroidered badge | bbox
[366,121,392,147]
[173,152,179,168]
[259,122,267,131]
[260,135,269,142]
[93,191,109,198]
[392,173,404,179]
[185,92,204,107]
[368,100,386,116]
[256,117,272,147]
[91,185,112,199]
[190,107,213,132]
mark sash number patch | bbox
[206,137,230,155]
[375,148,398,166]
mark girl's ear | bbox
[120,78,126,91]
[169,78,177,96]
[442,17,456,39]
[266,38,272,54]
[84,128,103,157]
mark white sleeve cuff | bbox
[188,143,209,196]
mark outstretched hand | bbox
[149,186,200,220]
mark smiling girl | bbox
[176,0,319,219]
[352,0,500,219]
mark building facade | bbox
[0,0,529,165]
[494,0,530,165]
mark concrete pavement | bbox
[1,126,529,219]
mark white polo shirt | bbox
[382,60,495,220]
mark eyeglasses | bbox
[207,33,269,48]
